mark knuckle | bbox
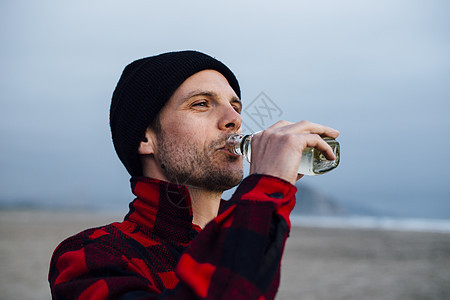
[271,120,291,128]
[299,120,311,126]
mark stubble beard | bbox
[155,130,243,192]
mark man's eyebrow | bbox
[179,90,215,104]
[179,90,242,109]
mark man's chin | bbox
[222,170,244,189]
[205,169,243,192]
[222,175,243,191]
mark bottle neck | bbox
[226,133,251,155]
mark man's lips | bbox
[217,146,241,157]
[214,134,242,157]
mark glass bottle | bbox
[226,132,340,176]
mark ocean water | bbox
[290,215,450,233]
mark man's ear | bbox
[138,128,156,155]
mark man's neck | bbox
[186,186,223,229]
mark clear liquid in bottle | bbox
[226,132,340,176]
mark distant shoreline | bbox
[291,215,450,234]
[2,205,450,234]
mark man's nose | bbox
[219,106,242,132]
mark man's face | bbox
[153,69,243,192]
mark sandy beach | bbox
[1,210,449,300]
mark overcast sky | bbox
[1,0,449,218]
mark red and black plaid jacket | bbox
[49,174,297,299]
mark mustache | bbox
[210,133,236,149]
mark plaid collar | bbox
[126,177,200,246]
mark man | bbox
[49,50,339,299]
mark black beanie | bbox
[110,50,241,176]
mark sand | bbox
[1,210,449,300]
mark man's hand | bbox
[249,120,340,185]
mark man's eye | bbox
[193,101,208,107]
